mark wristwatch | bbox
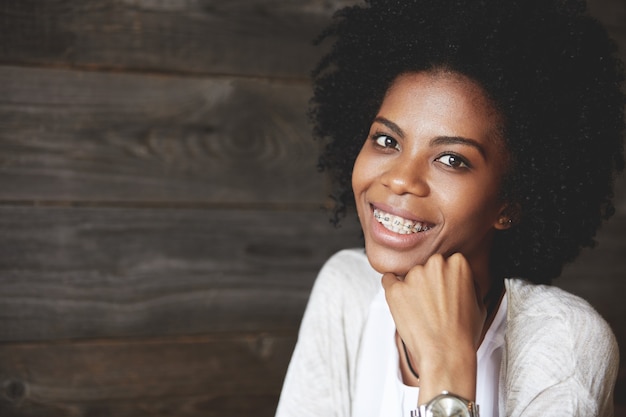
[416,391,479,417]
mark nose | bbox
[380,158,430,196]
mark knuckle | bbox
[427,253,444,267]
[384,281,403,301]
[449,252,464,263]
[405,264,424,281]
[449,253,468,270]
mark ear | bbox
[494,214,513,230]
[493,203,519,230]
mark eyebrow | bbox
[373,117,405,138]
[373,116,486,158]
[430,136,486,158]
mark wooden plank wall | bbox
[0,1,623,416]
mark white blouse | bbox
[352,287,507,417]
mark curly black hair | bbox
[311,0,625,284]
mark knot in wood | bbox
[2,379,27,403]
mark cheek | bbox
[437,177,502,222]
[351,151,369,195]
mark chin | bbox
[364,246,418,277]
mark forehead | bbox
[380,70,505,145]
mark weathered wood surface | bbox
[0,65,324,205]
[0,1,348,415]
[0,0,624,415]
[0,206,362,342]
[588,0,626,43]
[0,198,621,345]
[558,209,626,350]
[0,206,623,417]
[0,0,622,80]
[0,0,353,79]
[0,333,295,417]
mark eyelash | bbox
[371,133,471,169]
[372,133,399,150]
[435,153,471,169]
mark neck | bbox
[479,277,505,344]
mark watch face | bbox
[427,395,470,417]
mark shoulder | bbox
[505,278,614,338]
[505,278,616,348]
[503,279,619,415]
[300,248,381,334]
[276,248,380,417]
[311,248,381,302]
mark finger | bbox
[445,253,480,297]
[381,272,400,290]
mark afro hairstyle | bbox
[310,0,625,284]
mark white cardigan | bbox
[275,249,619,417]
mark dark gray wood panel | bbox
[0,332,294,417]
[588,0,626,37]
[0,0,621,80]
[0,65,325,205]
[0,0,619,81]
[0,0,355,78]
[587,0,626,70]
[557,176,626,342]
[0,205,362,342]
[0,0,623,416]
[558,214,626,341]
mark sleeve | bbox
[503,282,619,417]
[275,250,373,417]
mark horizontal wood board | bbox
[0,65,326,205]
[0,205,362,342]
[0,202,622,335]
[0,332,295,417]
[0,0,624,415]
[0,205,623,415]
[0,0,357,79]
[0,0,622,81]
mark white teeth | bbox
[373,208,431,234]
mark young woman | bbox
[276,0,624,416]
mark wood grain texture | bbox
[0,0,619,81]
[0,205,362,342]
[0,0,355,78]
[0,333,295,417]
[0,0,624,415]
[0,65,325,205]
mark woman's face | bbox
[352,71,510,279]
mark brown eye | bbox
[374,135,400,150]
[436,154,469,169]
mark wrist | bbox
[417,352,476,405]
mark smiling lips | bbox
[373,208,432,235]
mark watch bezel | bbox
[418,391,479,417]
